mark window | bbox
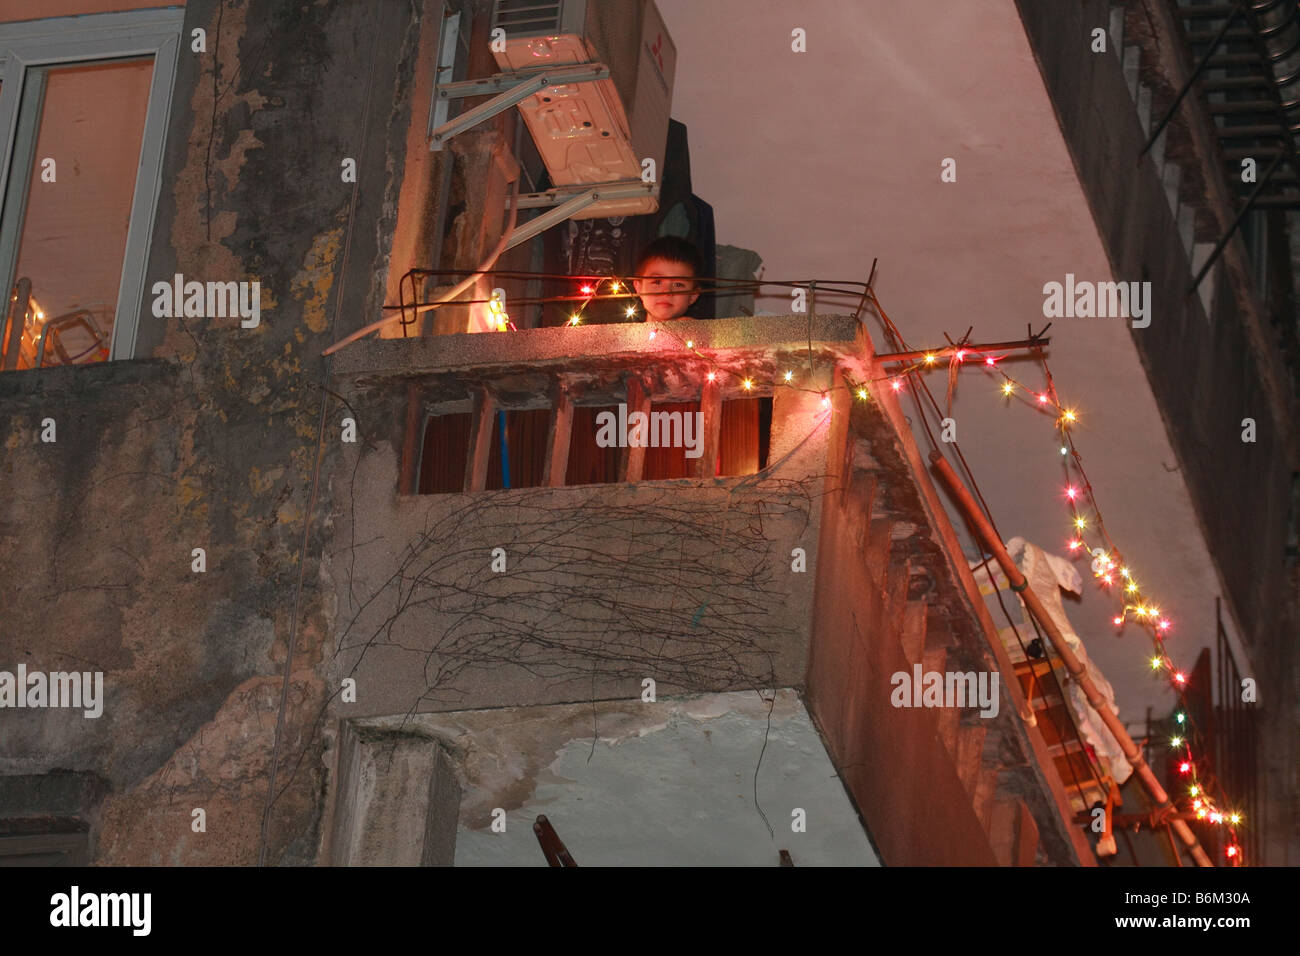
[642,400,700,480]
[0,819,89,866]
[565,405,622,486]
[486,408,549,490]
[718,396,772,477]
[0,9,181,371]
[418,411,473,494]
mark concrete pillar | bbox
[330,722,461,866]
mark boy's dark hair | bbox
[634,235,706,280]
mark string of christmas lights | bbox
[864,288,1245,864]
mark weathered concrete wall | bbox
[329,443,821,716]
[1,0,437,864]
[806,358,1088,867]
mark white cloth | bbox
[970,537,1132,784]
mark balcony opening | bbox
[486,408,550,490]
[642,400,701,480]
[718,396,772,477]
[418,411,473,494]
[565,405,622,485]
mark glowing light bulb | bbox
[1174,672,1186,685]
[1190,785,1198,796]
[1126,581,1138,594]
[1159,619,1171,631]
[1150,657,1162,670]
[1066,486,1078,500]
[569,315,581,325]
[1170,737,1182,748]
[648,328,656,340]
[742,378,753,391]
[1074,516,1087,531]
[822,395,832,409]
[1114,617,1124,626]
[783,370,793,382]
[1226,846,1238,858]
[625,306,636,317]
[856,388,868,400]
[1037,393,1048,404]
[1002,382,1015,397]
[706,371,716,383]
[1068,539,1081,550]
[609,281,620,292]
[685,340,693,349]
[956,350,967,361]
[1210,812,1223,824]
[891,380,902,392]
[985,356,995,366]
[923,353,936,365]
[1120,567,1130,578]
[1176,712,1185,724]
[1230,813,1241,825]
[1063,409,1077,423]
[1060,446,1068,455]
[580,285,594,295]
[1179,762,1190,774]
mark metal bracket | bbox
[425,9,462,149]
[499,181,657,252]
[429,63,610,150]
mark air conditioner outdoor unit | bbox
[490,0,675,218]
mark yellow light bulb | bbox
[1002,382,1015,396]
[1230,813,1241,825]
[1150,657,1162,670]
[924,353,936,365]
[857,388,868,400]
[784,370,793,382]
[1170,736,1182,748]
[1074,516,1086,531]
[569,315,580,325]
[1063,409,1077,423]
[609,281,620,292]
[625,306,636,317]
[742,379,753,390]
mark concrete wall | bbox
[0,0,438,864]
[806,347,1088,867]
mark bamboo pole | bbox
[928,450,1214,868]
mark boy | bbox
[631,236,705,322]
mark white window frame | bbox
[0,8,183,364]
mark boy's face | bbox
[633,257,699,321]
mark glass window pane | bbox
[6,57,153,369]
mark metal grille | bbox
[1214,597,1262,863]
[492,0,564,34]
